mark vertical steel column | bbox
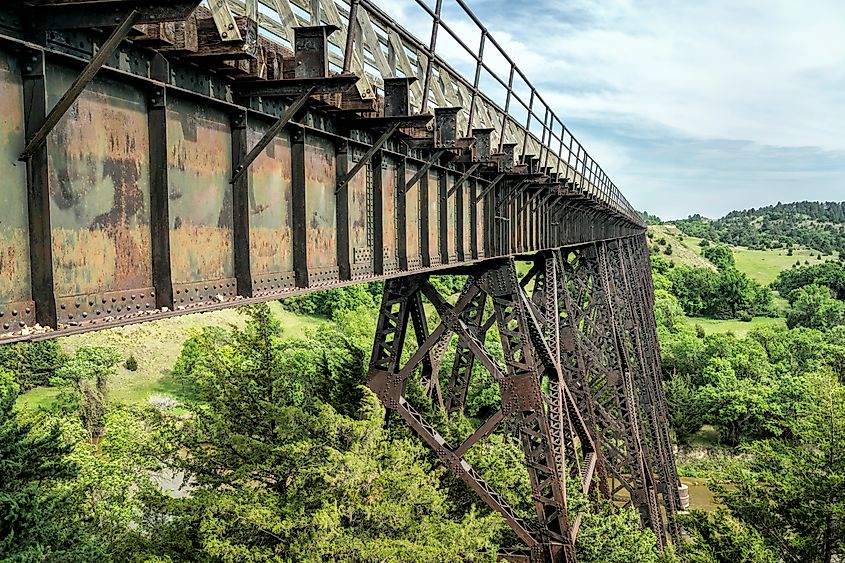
[438,169,449,264]
[372,151,385,275]
[21,47,56,328]
[148,55,173,310]
[291,128,308,287]
[231,109,252,297]
[397,155,408,270]
[336,140,352,280]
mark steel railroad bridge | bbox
[0,1,682,561]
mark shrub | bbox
[124,355,138,372]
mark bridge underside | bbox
[0,2,641,343]
[0,2,680,561]
[368,236,681,562]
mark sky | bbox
[378,0,845,220]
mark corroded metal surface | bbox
[304,133,337,284]
[382,156,398,272]
[247,119,294,295]
[0,49,34,332]
[348,147,371,279]
[427,168,440,266]
[446,171,457,262]
[47,64,154,323]
[166,96,235,303]
[405,163,422,269]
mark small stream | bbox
[681,477,718,511]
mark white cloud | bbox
[473,0,845,151]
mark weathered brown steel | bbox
[366,238,679,562]
[0,3,681,561]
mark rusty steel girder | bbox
[366,235,681,563]
[0,0,644,343]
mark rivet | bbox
[112,297,117,303]
[2,324,8,330]
[60,304,66,310]
[11,310,17,316]
[68,314,73,320]
[82,312,88,318]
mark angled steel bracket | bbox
[209,0,244,42]
[475,172,507,202]
[446,162,482,198]
[335,122,401,194]
[403,149,446,193]
[230,85,315,184]
[19,10,140,161]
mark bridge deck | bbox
[0,1,643,343]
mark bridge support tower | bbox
[366,234,681,562]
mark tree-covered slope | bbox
[674,201,845,255]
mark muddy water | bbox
[681,477,718,511]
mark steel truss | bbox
[367,234,681,562]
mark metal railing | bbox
[216,0,642,225]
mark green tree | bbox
[716,375,845,562]
[664,372,706,444]
[702,244,735,270]
[0,339,66,390]
[52,346,121,441]
[786,284,845,330]
[0,368,105,561]
[136,304,502,562]
[678,509,777,562]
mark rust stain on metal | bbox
[247,124,293,279]
[427,169,440,264]
[0,50,31,313]
[46,65,153,309]
[382,158,397,269]
[166,96,234,285]
[348,151,370,275]
[462,184,471,256]
[476,185,485,257]
[404,163,421,268]
[304,134,336,271]
[446,172,457,260]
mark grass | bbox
[651,223,837,286]
[680,315,786,337]
[17,302,326,410]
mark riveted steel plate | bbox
[382,156,398,272]
[427,168,440,267]
[462,180,471,258]
[304,133,338,285]
[167,95,235,303]
[405,163,422,270]
[47,64,154,324]
[0,50,34,332]
[247,119,295,295]
[348,148,372,279]
[476,179,486,258]
[445,170,457,263]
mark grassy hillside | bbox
[650,224,831,285]
[17,302,325,410]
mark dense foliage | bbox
[674,201,845,255]
[651,253,774,320]
[639,210,663,225]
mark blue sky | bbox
[381,0,845,220]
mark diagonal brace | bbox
[515,187,546,215]
[19,10,140,161]
[230,86,315,184]
[496,179,529,210]
[404,149,446,193]
[335,123,400,194]
[474,172,506,203]
[446,162,482,198]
